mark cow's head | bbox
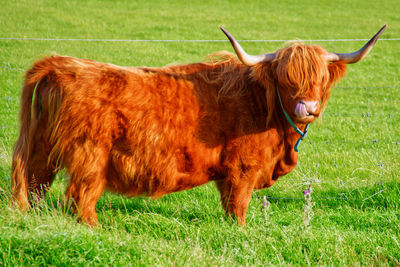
[220,26,386,125]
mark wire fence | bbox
[1,37,400,43]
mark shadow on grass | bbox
[0,184,10,201]
[36,184,223,226]
[98,190,222,223]
[5,178,398,228]
[0,171,11,203]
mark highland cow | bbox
[12,26,386,225]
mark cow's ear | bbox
[328,62,347,86]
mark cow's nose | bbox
[295,100,320,119]
[301,100,319,114]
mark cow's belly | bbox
[106,148,214,197]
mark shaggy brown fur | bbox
[12,43,347,225]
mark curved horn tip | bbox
[328,25,387,64]
[373,24,387,40]
[219,26,233,40]
[218,26,276,65]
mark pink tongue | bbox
[295,103,308,118]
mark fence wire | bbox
[1,37,400,43]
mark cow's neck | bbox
[270,116,307,178]
[265,91,310,177]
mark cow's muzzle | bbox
[295,100,319,119]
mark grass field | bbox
[0,0,399,265]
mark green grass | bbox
[0,0,399,265]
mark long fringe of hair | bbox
[272,42,347,112]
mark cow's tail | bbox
[11,60,55,210]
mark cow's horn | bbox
[220,26,276,66]
[324,25,387,64]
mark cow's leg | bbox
[26,144,56,204]
[65,144,108,226]
[66,176,106,226]
[216,174,256,226]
